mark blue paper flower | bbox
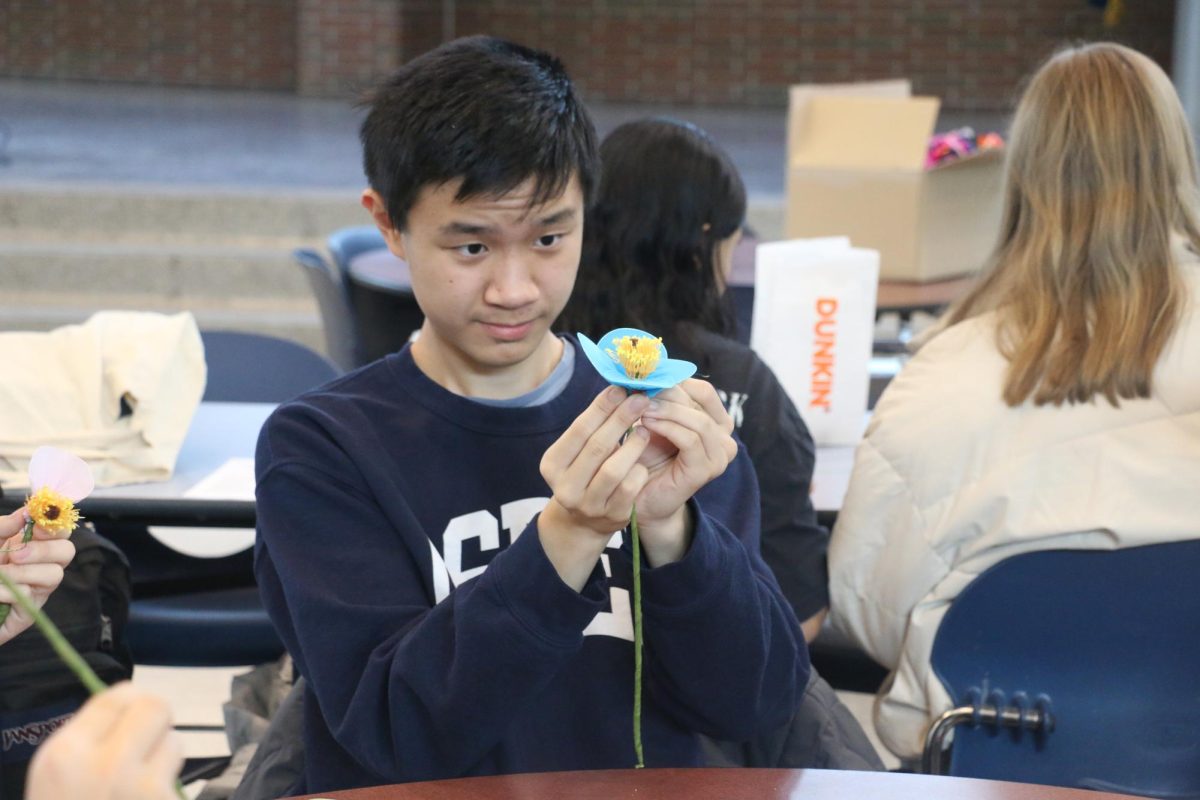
[577,327,697,397]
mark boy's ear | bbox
[361,189,407,260]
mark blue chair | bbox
[922,540,1200,797]
[294,247,361,372]
[122,331,338,667]
[199,329,339,403]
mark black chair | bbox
[922,540,1200,796]
[807,637,889,694]
[329,226,425,363]
[327,225,388,285]
[348,274,425,363]
[294,247,360,372]
[121,331,338,667]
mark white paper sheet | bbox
[182,457,256,502]
[147,457,258,559]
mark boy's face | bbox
[364,174,584,394]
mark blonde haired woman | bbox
[828,42,1200,762]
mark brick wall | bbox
[401,0,448,65]
[295,0,404,96]
[455,0,1175,110]
[0,0,297,90]
[0,0,1176,110]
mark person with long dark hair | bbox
[559,118,830,642]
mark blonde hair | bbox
[943,42,1200,407]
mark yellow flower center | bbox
[606,335,662,380]
[26,487,80,536]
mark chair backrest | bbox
[200,330,339,403]
[347,277,425,363]
[294,247,361,371]
[328,225,425,363]
[327,225,388,282]
[930,540,1200,797]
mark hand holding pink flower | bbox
[0,446,93,634]
[0,508,76,647]
[0,449,182,796]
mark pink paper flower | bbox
[21,447,94,539]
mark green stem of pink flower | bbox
[0,567,187,800]
[631,503,645,769]
[0,565,108,695]
[0,517,36,627]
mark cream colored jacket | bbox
[828,252,1200,760]
[0,311,205,488]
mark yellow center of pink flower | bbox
[606,335,662,380]
[25,487,80,536]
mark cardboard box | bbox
[785,80,1005,283]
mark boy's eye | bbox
[536,234,562,247]
[457,243,487,256]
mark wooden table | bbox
[875,276,974,316]
[284,767,1148,800]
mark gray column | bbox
[1176,0,1200,133]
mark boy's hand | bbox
[539,386,652,590]
[0,507,76,647]
[633,379,738,565]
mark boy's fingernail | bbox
[646,399,662,413]
[628,393,649,412]
[607,385,625,402]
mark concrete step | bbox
[0,182,784,365]
[0,182,787,242]
[1,239,312,299]
[0,293,327,356]
[1,227,322,248]
[0,185,362,360]
[0,289,316,317]
[0,182,366,240]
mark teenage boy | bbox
[254,36,808,794]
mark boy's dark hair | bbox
[360,36,599,231]
[558,117,747,340]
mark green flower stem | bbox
[0,567,187,800]
[0,566,107,695]
[631,503,645,769]
[0,516,36,627]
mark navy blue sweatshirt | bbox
[254,340,808,793]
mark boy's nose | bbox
[486,254,539,308]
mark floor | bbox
[0,77,1009,202]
